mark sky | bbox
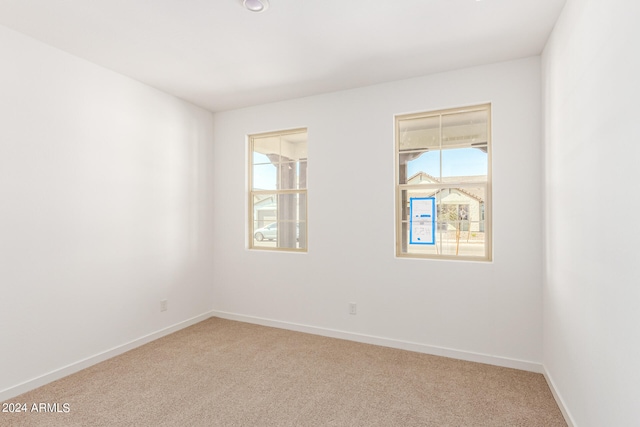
[407,148,488,178]
[253,147,488,190]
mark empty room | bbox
[1,0,638,426]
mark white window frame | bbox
[395,104,492,261]
[248,128,308,252]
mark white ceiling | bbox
[0,0,566,112]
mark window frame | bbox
[395,104,492,261]
[248,128,308,252]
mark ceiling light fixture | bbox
[243,0,269,12]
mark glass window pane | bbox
[401,150,441,183]
[281,132,307,162]
[436,186,486,257]
[298,160,308,189]
[298,192,307,223]
[278,161,307,190]
[399,115,440,151]
[275,221,299,249]
[277,193,299,222]
[252,221,277,248]
[252,163,277,190]
[400,187,486,258]
[399,115,441,182]
[440,108,488,180]
[251,192,306,250]
[277,192,306,249]
[441,147,487,180]
[252,151,272,165]
[253,136,280,161]
[441,109,488,150]
[253,193,277,229]
[252,220,305,250]
[399,188,439,254]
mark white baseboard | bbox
[543,367,576,427]
[2,310,550,405]
[0,311,215,402]
[211,310,544,373]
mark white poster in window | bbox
[410,197,435,245]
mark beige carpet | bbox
[1,317,566,426]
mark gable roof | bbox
[407,172,485,202]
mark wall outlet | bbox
[160,300,168,312]
[349,302,357,315]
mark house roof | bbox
[407,172,485,202]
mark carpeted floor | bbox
[1,317,566,426]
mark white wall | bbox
[542,1,640,425]
[212,57,544,370]
[0,25,215,399]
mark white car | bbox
[254,223,299,241]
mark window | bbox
[395,104,491,260]
[249,128,308,251]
